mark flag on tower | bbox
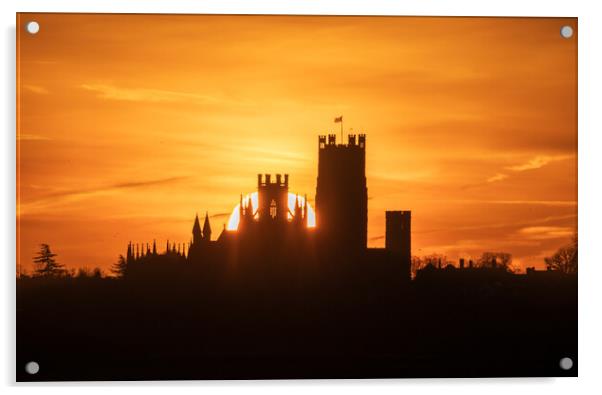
[334,116,343,123]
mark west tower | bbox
[315,134,367,252]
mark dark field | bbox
[17,268,577,381]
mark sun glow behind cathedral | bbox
[227,192,316,231]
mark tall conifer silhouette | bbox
[33,244,64,277]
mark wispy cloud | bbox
[80,83,242,106]
[416,213,576,234]
[486,173,508,183]
[41,177,189,200]
[17,133,51,141]
[23,84,49,95]
[518,226,574,240]
[484,154,573,183]
[506,155,572,172]
[19,176,188,216]
[209,212,231,220]
[421,199,577,207]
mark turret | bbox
[319,135,326,149]
[348,134,356,146]
[385,211,411,280]
[358,134,366,148]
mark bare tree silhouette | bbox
[76,267,104,279]
[477,252,513,271]
[33,244,65,277]
[545,235,577,274]
[411,255,425,278]
[422,253,451,268]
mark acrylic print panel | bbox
[16,13,577,381]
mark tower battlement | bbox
[258,173,289,187]
[317,134,366,149]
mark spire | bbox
[304,194,309,228]
[192,213,202,244]
[166,240,170,254]
[294,194,302,223]
[245,196,253,217]
[203,211,212,241]
[152,239,157,255]
[127,242,132,264]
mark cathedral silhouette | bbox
[124,134,411,283]
[18,134,578,381]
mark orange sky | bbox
[17,14,577,274]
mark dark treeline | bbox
[17,241,577,381]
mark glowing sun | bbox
[226,192,316,230]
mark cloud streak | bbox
[209,212,231,220]
[43,177,189,200]
[486,173,508,183]
[17,133,52,141]
[518,226,574,240]
[506,155,572,172]
[80,83,246,107]
[421,199,577,207]
[19,176,188,216]
[416,213,576,235]
[485,154,573,183]
[23,84,49,95]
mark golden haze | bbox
[17,14,577,273]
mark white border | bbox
[3,1,602,394]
